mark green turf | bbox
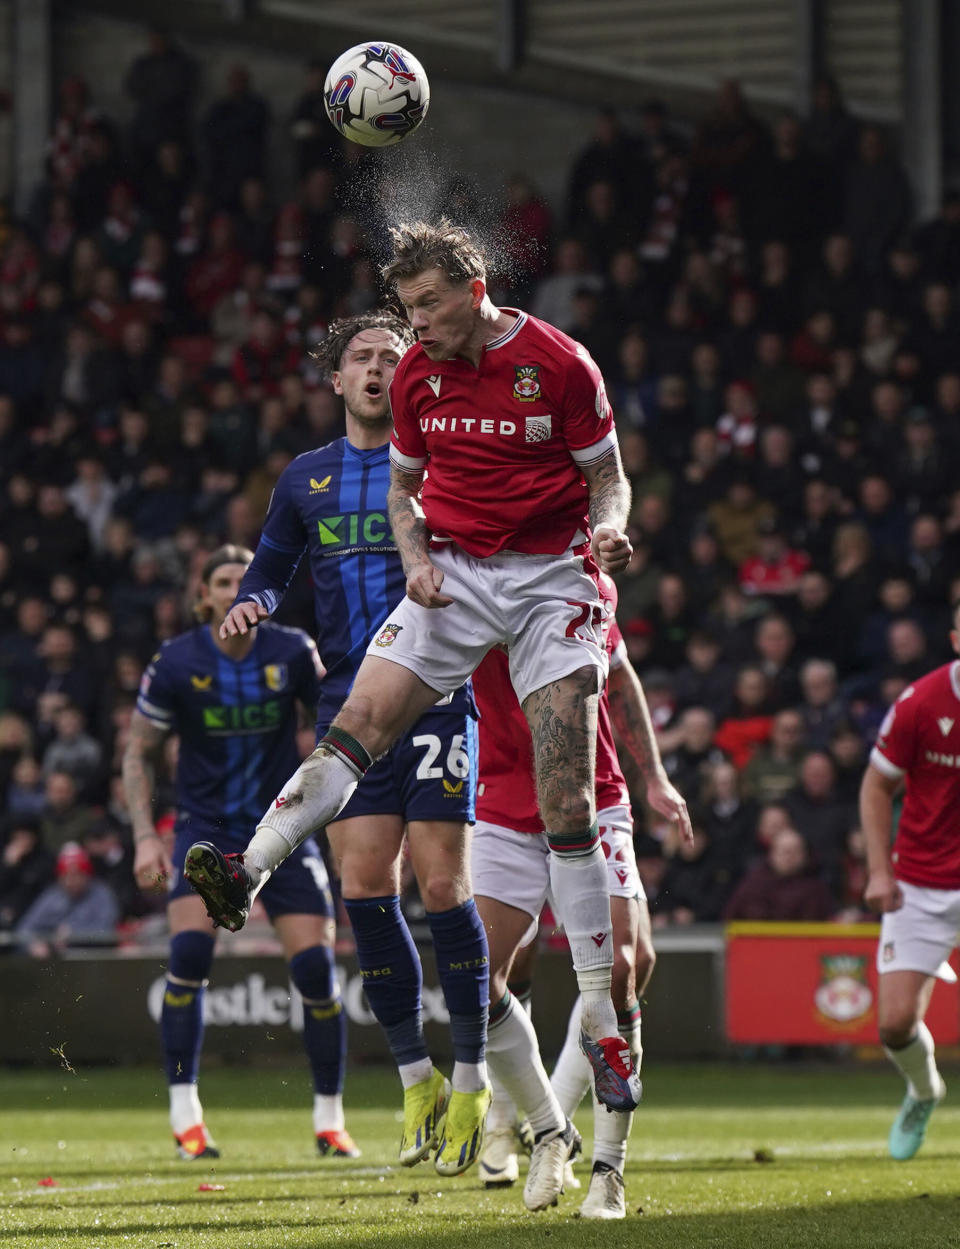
[1,1062,958,1248]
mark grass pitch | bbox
[1,1062,958,1248]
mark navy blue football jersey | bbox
[235,438,473,724]
[136,622,323,825]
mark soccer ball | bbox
[323,42,430,147]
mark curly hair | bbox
[381,218,487,288]
[310,311,414,377]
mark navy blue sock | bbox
[426,899,489,1064]
[161,931,215,1085]
[344,895,428,1067]
[288,944,345,1096]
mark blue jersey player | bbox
[123,545,356,1161]
[185,313,490,1178]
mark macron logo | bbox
[275,796,288,809]
[939,717,955,737]
[591,932,607,947]
[425,375,441,397]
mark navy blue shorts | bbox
[169,817,334,919]
[324,706,477,824]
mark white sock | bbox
[486,1067,518,1132]
[453,1060,489,1094]
[313,1093,345,1134]
[548,843,615,1039]
[487,994,564,1137]
[169,1082,204,1136]
[885,1021,943,1100]
[592,1095,631,1173]
[246,744,364,877]
[398,1057,434,1090]
[550,995,591,1117]
[591,1013,641,1173]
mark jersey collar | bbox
[484,309,527,352]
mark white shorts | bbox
[471,804,645,924]
[877,880,960,982]
[365,542,607,706]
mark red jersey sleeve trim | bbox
[570,430,617,466]
[389,445,426,472]
[869,747,905,779]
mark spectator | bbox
[41,702,103,798]
[0,815,55,930]
[741,707,807,806]
[679,521,734,620]
[797,657,848,750]
[714,663,774,769]
[201,64,270,209]
[651,816,737,926]
[722,826,836,921]
[290,60,340,177]
[15,840,120,954]
[38,770,95,852]
[783,750,853,896]
[124,26,197,171]
[660,705,724,808]
[738,517,811,598]
[708,471,775,566]
[843,125,912,274]
[752,613,801,709]
[702,758,758,875]
[672,628,736,720]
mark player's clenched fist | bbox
[220,600,269,638]
[864,871,904,913]
[592,524,632,575]
[405,559,453,608]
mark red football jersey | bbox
[474,578,630,833]
[871,661,960,888]
[389,310,617,558]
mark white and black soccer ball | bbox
[323,42,430,147]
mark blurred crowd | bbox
[2,26,959,948]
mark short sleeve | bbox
[870,686,917,777]
[559,344,618,466]
[136,647,177,730]
[388,362,427,471]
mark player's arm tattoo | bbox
[387,462,431,574]
[606,660,664,782]
[581,445,631,533]
[522,669,598,833]
[121,710,171,842]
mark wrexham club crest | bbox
[513,364,541,402]
[813,954,873,1027]
[374,623,403,648]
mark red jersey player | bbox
[861,607,960,1160]
[471,575,689,1217]
[185,219,669,1193]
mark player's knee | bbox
[544,790,594,836]
[878,1006,921,1049]
[419,871,467,913]
[288,943,337,1003]
[168,930,215,984]
[333,694,395,759]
